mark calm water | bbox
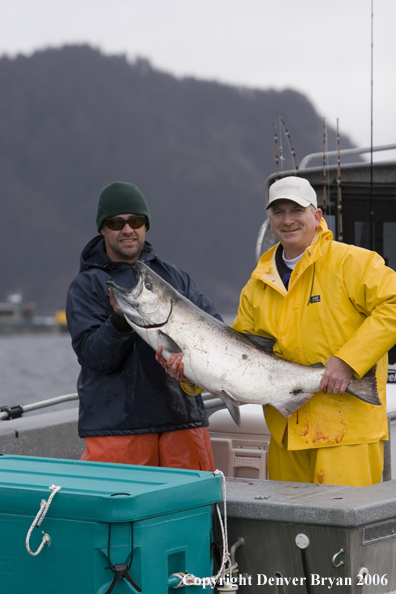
[0,334,80,413]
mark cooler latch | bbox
[105,523,141,593]
[105,563,141,594]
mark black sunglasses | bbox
[104,216,147,231]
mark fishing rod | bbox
[278,117,285,171]
[322,118,327,218]
[274,121,280,177]
[280,117,299,173]
[337,118,343,241]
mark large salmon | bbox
[107,262,380,425]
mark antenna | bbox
[322,118,327,218]
[337,119,343,241]
[369,0,374,251]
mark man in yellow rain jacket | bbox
[232,175,396,486]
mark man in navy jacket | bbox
[66,181,221,469]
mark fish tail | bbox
[346,366,381,405]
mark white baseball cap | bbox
[266,176,317,210]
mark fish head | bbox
[107,261,175,328]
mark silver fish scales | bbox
[108,262,380,426]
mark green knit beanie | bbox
[96,182,151,231]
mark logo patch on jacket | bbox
[309,295,321,303]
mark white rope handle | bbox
[26,484,61,556]
[171,470,233,589]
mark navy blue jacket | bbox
[66,236,222,437]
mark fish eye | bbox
[145,282,152,290]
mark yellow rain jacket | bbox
[233,219,396,451]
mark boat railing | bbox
[0,392,225,422]
[299,142,396,169]
[0,393,79,421]
[1,393,395,481]
[384,410,396,481]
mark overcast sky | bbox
[1,0,395,162]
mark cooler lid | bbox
[0,455,223,523]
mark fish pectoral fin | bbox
[242,333,276,354]
[271,392,314,418]
[311,362,325,368]
[157,330,182,354]
[220,390,241,426]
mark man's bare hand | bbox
[155,345,192,384]
[108,288,123,317]
[320,356,354,395]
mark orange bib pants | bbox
[82,427,215,471]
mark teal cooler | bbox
[0,455,223,593]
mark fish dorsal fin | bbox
[271,392,314,418]
[220,390,241,426]
[157,330,182,354]
[243,333,276,354]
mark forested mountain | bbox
[0,45,356,314]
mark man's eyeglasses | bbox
[103,216,147,231]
